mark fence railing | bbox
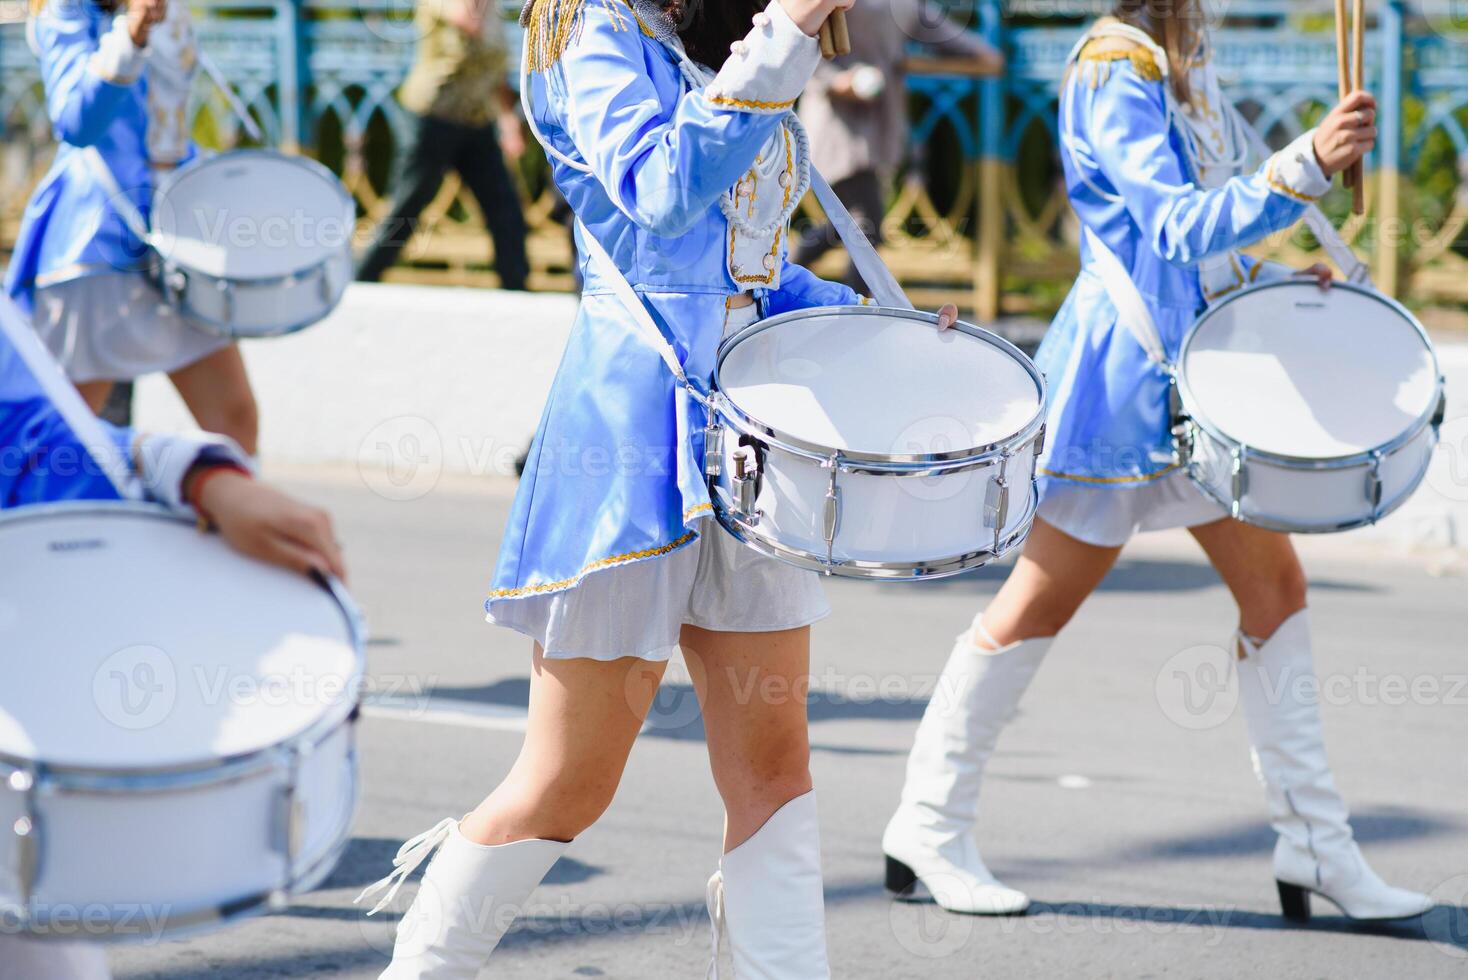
[1,0,1465,316]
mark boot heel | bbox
[885,856,918,898]
[1277,880,1311,923]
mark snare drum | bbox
[0,502,363,940]
[1175,280,1446,533]
[706,306,1047,579]
[150,150,355,338]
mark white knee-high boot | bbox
[881,616,1051,914]
[706,790,829,979]
[1235,610,1432,922]
[357,819,568,978]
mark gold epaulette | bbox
[522,0,654,72]
[1075,36,1163,86]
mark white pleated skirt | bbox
[32,272,231,383]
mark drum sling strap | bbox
[0,295,144,499]
[574,157,913,411]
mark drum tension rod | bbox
[1365,450,1384,524]
[822,454,841,572]
[1230,446,1248,519]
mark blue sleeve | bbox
[33,4,137,148]
[0,395,129,507]
[764,260,861,316]
[544,6,789,237]
[1077,67,1316,268]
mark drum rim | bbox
[1177,280,1445,467]
[0,500,367,778]
[713,305,1047,467]
[150,149,356,285]
[711,485,1039,580]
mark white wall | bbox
[136,283,577,481]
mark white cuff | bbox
[136,431,254,515]
[703,1,820,114]
[1264,129,1331,204]
[1247,258,1294,285]
[89,16,147,85]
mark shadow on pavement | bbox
[1134,805,1459,861]
[317,836,604,892]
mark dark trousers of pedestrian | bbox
[790,168,885,296]
[357,112,530,289]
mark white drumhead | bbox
[718,310,1042,455]
[1182,283,1438,458]
[152,151,354,280]
[0,506,361,769]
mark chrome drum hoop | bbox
[1173,280,1446,534]
[0,502,366,940]
[712,305,1048,468]
[711,483,1039,581]
[150,150,355,339]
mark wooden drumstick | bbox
[1350,0,1366,214]
[818,9,850,60]
[1333,0,1354,189]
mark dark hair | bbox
[1112,0,1205,104]
[666,0,766,71]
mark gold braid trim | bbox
[486,526,702,599]
[1077,43,1163,86]
[523,0,646,72]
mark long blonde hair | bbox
[1113,0,1207,104]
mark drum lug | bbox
[985,453,1013,554]
[822,454,842,572]
[316,261,335,303]
[1431,386,1447,430]
[216,278,236,324]
[1365,450,1385,523]
[704,421,723,478]
[732,446,761,527]
[164,266,189,305]
[1034,423,1046,459]
[1230,447,1248,519]
[3,766,40,904]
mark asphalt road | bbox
[107,465,1468,979]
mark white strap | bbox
[705,869,725,980]
[1229,104,1370,285]
[0,294,143,500]
[354,816,457,916]
[808,168,912,310]
[1082,226,1170,368]
[196,50,264,143]
[575,218,704,401]
[82,146,153,246]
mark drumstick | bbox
[1350,0,1366,214]
[818,9,850,60]
[1333,0,1353,189]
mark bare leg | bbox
[1187,517,1307,647]
[683,624,814,850]
[979,517,1124,646]
[167,345,259,455]
[683,623,829,976]
[460,644,665,845]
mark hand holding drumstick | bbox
[779,0,853,55]
[1332,0,1368,214]
[125,0,168,48]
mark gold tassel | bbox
[523,0,648,72]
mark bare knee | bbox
[982,604,1072,646]
[715,738,812,844]
[1240,564,1309,639]
[464,765,621,845]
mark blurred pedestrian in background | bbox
[357,0,531,289]
[794,0,1003,293]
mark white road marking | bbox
[363,694,529,732]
